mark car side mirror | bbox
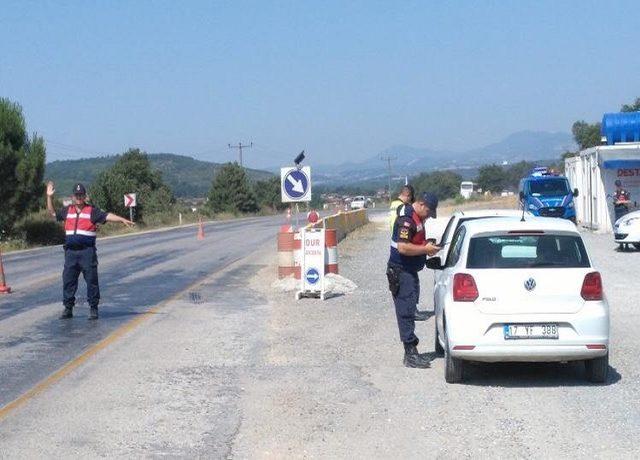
[573,188,579,197]
[425,256,444,270]
[519,191,525,200]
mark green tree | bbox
[0,98,46,236]
[412,170,462,200]
[207,162,259,214]
[572,120,601,150]
[477,164,507,193]
[621,97,640,112]
[90,148,174,221]
[254,176,287,211]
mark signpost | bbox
[296,227,326,300]
[281,166,311,203]
[124,193,137,222]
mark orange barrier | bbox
[277,230,301,279]
[325,229,338,274]
[0,249,11,294]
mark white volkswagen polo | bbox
[430,216,610,384]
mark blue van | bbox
[519,168,579,223]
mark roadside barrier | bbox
[277,230,301,279]
[0,249,11,294]
[325,228,338,274]
[276,209,368,279]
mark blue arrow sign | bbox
[283,169,309,199]
[305,268,320,285]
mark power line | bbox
[379,153,397,198]
[228,142,253,167]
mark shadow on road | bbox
[457,361,622,387]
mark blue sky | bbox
[1,0,639,168]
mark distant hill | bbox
[313,130,575,185]
[45,153,274,198]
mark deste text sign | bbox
[281,166,311,203]
[301,227,325,294]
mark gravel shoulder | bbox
[1,209,638,458]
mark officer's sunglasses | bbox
[73,194,86,199]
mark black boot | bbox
[414,309,432,321]
[403,343,431,368]
[88,306,99,320]
[60,306,73,319]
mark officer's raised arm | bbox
[46,181,56,218]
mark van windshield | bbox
[529,178,570,196]
[466,234,590,269]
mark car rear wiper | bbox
[528,261,566,267]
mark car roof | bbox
[460,216,579,236]
[451,209,524,218]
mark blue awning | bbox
[602,159,640,169]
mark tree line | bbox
[0,96,287,245]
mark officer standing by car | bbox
[388,185,415,231]
[46,181,134,320]
[387,192,441,368]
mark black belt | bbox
[64,244,94,251]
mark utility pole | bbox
[380,153,397,199]
[228,142,252,167]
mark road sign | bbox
[305,268,320,285]
[124,193,137,208]
[281,166,311,203]
[307,210,319,224]
[297,227,325,300]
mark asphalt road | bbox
[3,207,637,458]
[0,215,287,410]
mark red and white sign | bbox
[124,193,137,208]
[307,210,319,224]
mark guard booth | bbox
[565,112,640,233]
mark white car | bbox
[613,209,640,250]
[429,216,609,384]
[350,196,367,210]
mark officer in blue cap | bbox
[387,192,441,368]
[46,181,134,320]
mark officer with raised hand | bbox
[387,192,441,368]
[46,181,134,320]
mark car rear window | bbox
[466,234,590,269]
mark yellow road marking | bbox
[0,256,242,422]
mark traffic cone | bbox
[196,218,205,240]
[0,248,11,294]
[280,207,293,232]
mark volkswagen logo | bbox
[524,278,536,291]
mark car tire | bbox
[633,243,640,251]
[585,353,609,383]
[443,324,464,383]
[434,321,444,357]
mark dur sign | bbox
[296,227,325,300]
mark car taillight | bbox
[453,273,479,302]
[581,272,603,301]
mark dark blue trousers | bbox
[63,247,100,309]
[392,268,420,345]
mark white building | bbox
[565,144,640,233]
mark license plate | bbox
[503,324,558,340]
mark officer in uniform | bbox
[388,185,415,231]
[46,181,134,320]
[387,192,441,368]
[389,184,430,321]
